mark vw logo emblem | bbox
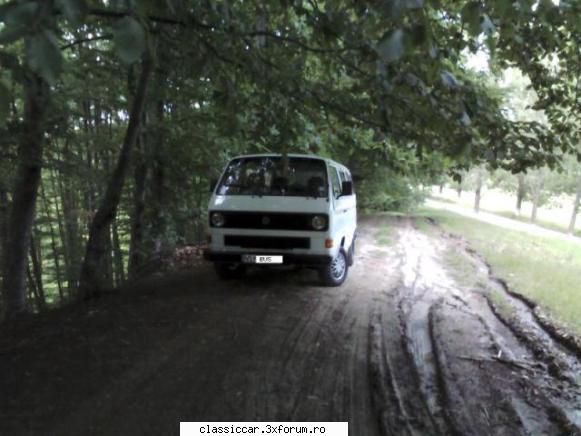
[262,216,271,226]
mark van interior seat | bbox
[307,176,325,196]
[272,176,288,191]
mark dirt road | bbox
[1,216,580,435]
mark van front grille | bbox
[224,235,310,250]
[211,212,327,231]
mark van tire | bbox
[214,263,246,280]
[347,239,355,266]
[319,249,348,286]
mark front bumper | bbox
[204,250,333,266]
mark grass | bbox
[489,290,515,319]
[416,207,581,336]
[493,209,581,238]
[442,248,481,289]
[413,216,435,235]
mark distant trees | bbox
[527,168,548,224]
[448,161,581,231]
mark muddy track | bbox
[1,215,580,436]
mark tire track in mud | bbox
[422,220,581,434]
[390,222,464,436]
[457,237,581,368]
[384,219,581,436]
[364,219,448,436]
[397,231,454,433]
[435,228,581,429]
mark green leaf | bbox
[440,70,460,88]
[382,0,404,19]
[404,0,424,8]
[0,23,30,44]
[481,14,495,35]
[1,2,39,26]
[377,29,404,63]
[112,16,146,64]
[407,24,427,47]
[461,1,482,36]
[0,52,20,72]
[0,80,10,126]
[26,31,63,85]
[0,1,39,44]
[56,0,87,25]
[461,111,472,126]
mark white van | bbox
[204,154,357,286]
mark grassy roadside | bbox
[429,194,581,238]
[493,210,581,238]
[415,208,581,336]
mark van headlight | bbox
[311,215,327,230]
[210,212,225,227]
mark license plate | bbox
[241,255,283,264]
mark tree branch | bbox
[86,7,362,54]
[60,34,112,50]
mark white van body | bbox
[204,154,357,285]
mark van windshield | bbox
[217,156,328,198]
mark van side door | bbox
[330,165,355,251]
[338,168,356,248]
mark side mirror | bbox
[209,178,218,193]
[352,174,363,183]
[341,181,353,196]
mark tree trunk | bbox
[2,72,48,320]
[128,129,148,278]
[530,184,542,224]
[56,155,82,297]
[148,97,167,259]
[474,169,483,213]
[516,173,526,215]
[568,175,581,235]
[531,197,539,223]
[40,182,64,301]
[29,233,45,310]
[112,217,125,287]
[79,55,153,299]
[0,183,8,296]
[530,172,546,224]
[129,56,168,274]
[456,182,462,198]
[26,264,41,311]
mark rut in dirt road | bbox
[1,216,580,436]
[384,218,581,436]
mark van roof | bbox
[230,153,350,172]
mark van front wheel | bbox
[320,249,348,286]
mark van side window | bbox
[341,170,354,195]
[330,167,342,197]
